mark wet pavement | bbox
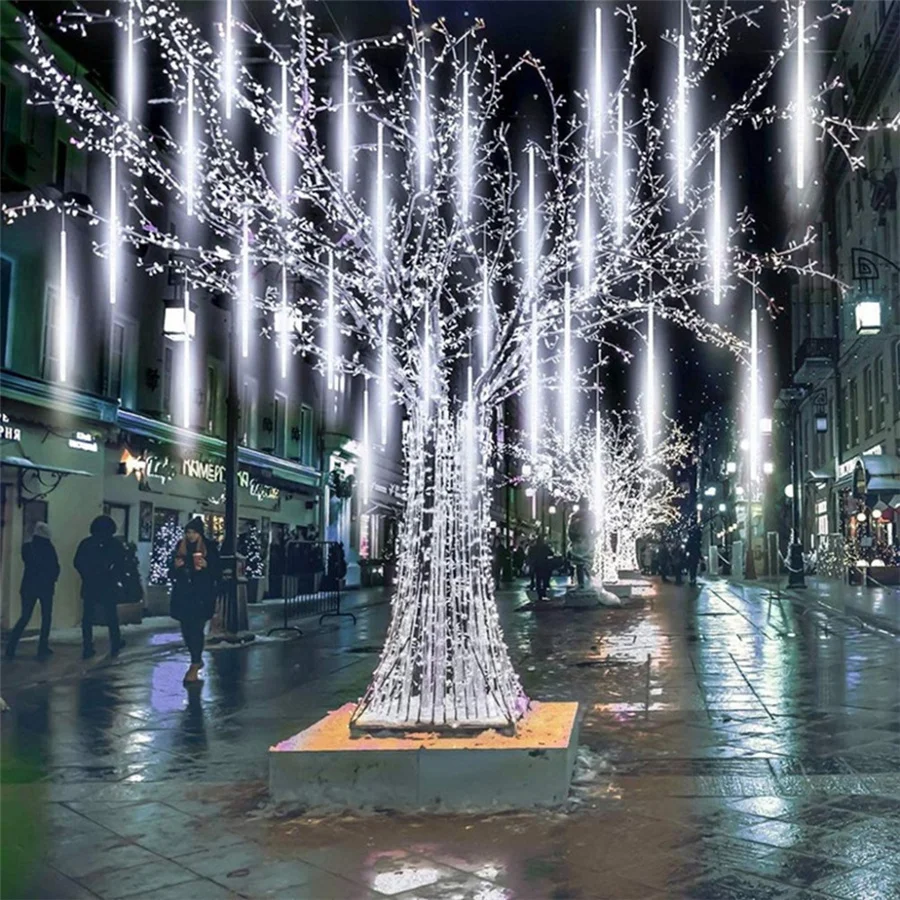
[2,576,899,900]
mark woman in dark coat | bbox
[170,517,220,685]
[5,522,60,659]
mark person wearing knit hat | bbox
[171,516,221,685]
[5,523,60,660]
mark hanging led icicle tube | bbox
[326,249,335,391]
[108,151,118,305]
[422,301,431,413]
[583,156,592,292]
[593,7,603,157]
[466,363,475,486]
[615,92,625,245]
[418,54,427,191]
[341,49,350,191]
[645,301,656,455]
[594,406,604,573]
[58,221,68,383]
[280,61,289,217]
[126,1,135,121]
[280,261,289,380]
[186,64,195,216]
[481,261,490,371]
[380,310,389,446]
[676,29,687,204]
[240,208,250,359]
[361,380,370,505]
[182,289,191,428]
[223,0,234,120]
[375,122,385,265]
[749,299,760,491]
[461,64,471,220]
[712,129,722,305]
[795,0,806,191]
[562,281,572,453]
[527,146,540,459]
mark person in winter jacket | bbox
[74,515,126,659]
[170,517,220,685]
[5,523,60,659]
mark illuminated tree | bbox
[4,0,887,731]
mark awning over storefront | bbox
[838,454,900,496]
[1,456,93,478]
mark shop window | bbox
[161,344,174,418]
[1,256,11,368]
[41,284,59,381]
[205,363,219,434]
[241,378,259,448]
[863,365,874,436]
[874,355,885,429]
[299,405,314,466]
[273,392,287,457]
[103,502,131,542]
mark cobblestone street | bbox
[3,578,900,900]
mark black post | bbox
[788,400,806,587]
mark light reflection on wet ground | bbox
[2,577,900,899]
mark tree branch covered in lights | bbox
[522,413,690,578]
[4,0,887,731]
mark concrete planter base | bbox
[116,602,143,626]
[269,701,580,812]
[144,584,170,617]
[603,582,633,599]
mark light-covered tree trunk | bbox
[352,406,527,732]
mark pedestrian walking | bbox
[5,523,60,660]
[658,542,671,583]
[686,525,702,586]
[171,517,221,686]
[74,515,126,660]
[532,533,553,601]
[512,542,526,578]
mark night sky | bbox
[18,0,836,434]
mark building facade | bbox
[0,4,401,631]
[789,0,900,578]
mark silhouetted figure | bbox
[74,515,126,659]
[532,534,554,601]
[658,542,671,583]
[6,523,59,660]
[171,517,221,686]
[686,525,702,586]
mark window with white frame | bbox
[41,284,59,381]
[863,365,874,436]
[874,354,885,430]
[161,344,174,418]
[273,392,287,457]
[241,378,259,448]
[1,256,12,368]
[299,405,314,466]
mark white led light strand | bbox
[749,289,760,491]
[562,280,572,454]
[582,156,591,293]
[795,0,806,191]
[380,309,389,445]
[615,92,625,245]
[712,129,722,305]
[108,151,118,305]
[461,64,470,221]
[223,0,234,120]
[676,29,687,204]
[645,300,656,455]
[186,64,195,216]
[280,61,289,216]
[341,49,350,191]
[527,146,536,293]
[126,2,135,121]
[58,221,68,383]
[481,261,490,372]
[375,122,385,266]
[422,301,431,413]
[326,249,335,391]
[361,379,370,505]
[418,53,427,192]
[182,288,191,428]
[593,7,603,157]
[240,208,250,358]
[280,261,289,379]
